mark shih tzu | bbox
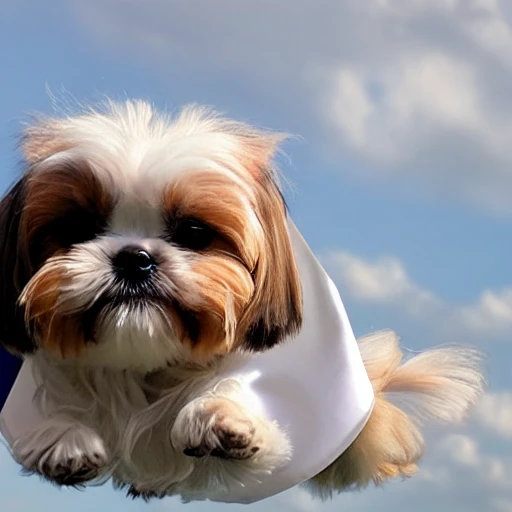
[0,99,484,501]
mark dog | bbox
[0,99,485,501]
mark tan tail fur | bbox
[306,330,486,499]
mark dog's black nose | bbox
[113,246,156,282]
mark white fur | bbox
[34,100,278,204]
[12,350,291,500]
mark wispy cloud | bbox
[323,250,512,343]
[73,0,512,215]
[474,392,512,438]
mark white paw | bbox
[13,419,109,486]
[171,397,292,472]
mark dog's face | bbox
[0,101,302,371]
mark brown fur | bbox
[0,177,35,354]
[162,169,259,356]
[21,161,114,268]
[163,163,302,358]
[18,255,87,358]
[235,171,303,352]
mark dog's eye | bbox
[53,209,105,247]
[34,209,104,252]
[28,208,106,267]
[170,219,216,251]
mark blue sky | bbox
[1,1,511,511]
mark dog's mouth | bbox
[108,287,160,307]
[78,285,203,344]
[77,286,167,339]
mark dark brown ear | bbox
[0,177,36,354]
[238,177,303,352]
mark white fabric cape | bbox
[0,220,374,504]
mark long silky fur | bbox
[16,350,291,500]
[304,330,485,499]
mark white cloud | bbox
[474,392,512,438]
[324,250,512,341]
[73,0,512,215]
[437,434,480,466]
[455,290,512,336]
[493,498,512,512]
[427,431,512,499]
[329,70,374,151]
[324,53,483,164]
[463,0,512,69]
[323,252,439,318]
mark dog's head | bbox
[0,101,302,371]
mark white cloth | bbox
[0,220,374,504]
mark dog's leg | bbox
[12,416,110,486]
[171,392,291,473]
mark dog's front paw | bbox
[186,410,259,460]
[13,419,109,486]
[209,413,260,460]
[171,398,261,461]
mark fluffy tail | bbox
[307,330,485,498]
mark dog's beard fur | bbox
[0,99,485,501]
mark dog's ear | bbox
[226,130,302,352]
[238,175,303,352]
[0,177,36,354]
